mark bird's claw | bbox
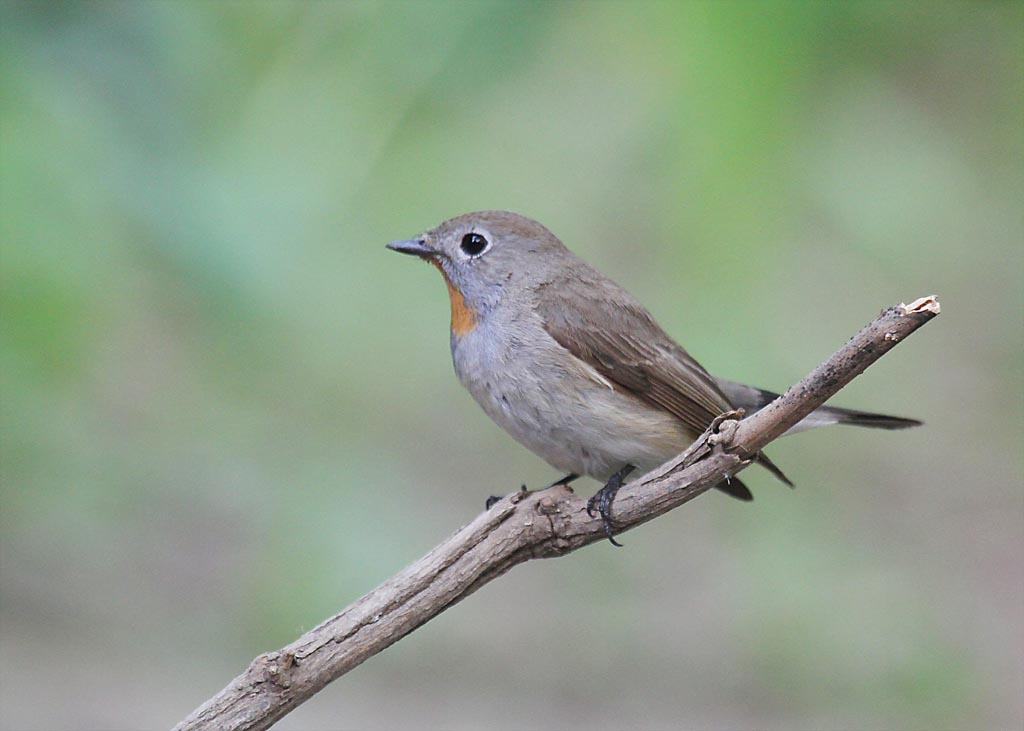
[586,464,635,547]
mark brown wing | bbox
[535,278,734,438]
[535,273,794,490]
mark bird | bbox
[387,211,920,545]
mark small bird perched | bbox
[388,211,920,545]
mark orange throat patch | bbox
[430,260,477,337]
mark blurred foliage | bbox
[1,1,1021,729]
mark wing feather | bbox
[534,273,794,492]
[536,281,733,437]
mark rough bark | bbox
[173,296,940,731]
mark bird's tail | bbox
[710,377,920,500]
[816,404,922,430]
[713,376,922,435]
[772,398,922,434]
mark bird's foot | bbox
[547,473,579,489]
[586,464,636,547]
[485,474,579,510]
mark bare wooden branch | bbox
[173,296,939,731]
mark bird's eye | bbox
[460,232,489,257]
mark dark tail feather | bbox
[715,476,754,501]
[714,452,792,501]
[756,451,794,487]
[713,378,922,432]
[828,406,922,429]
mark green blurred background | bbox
[2,1,1021,729]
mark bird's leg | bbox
[485,473,580,510]
[586,464,636,547]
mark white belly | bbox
[451,322,692,481]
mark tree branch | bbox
[173,296,940,731]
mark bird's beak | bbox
[386,238,435,259]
